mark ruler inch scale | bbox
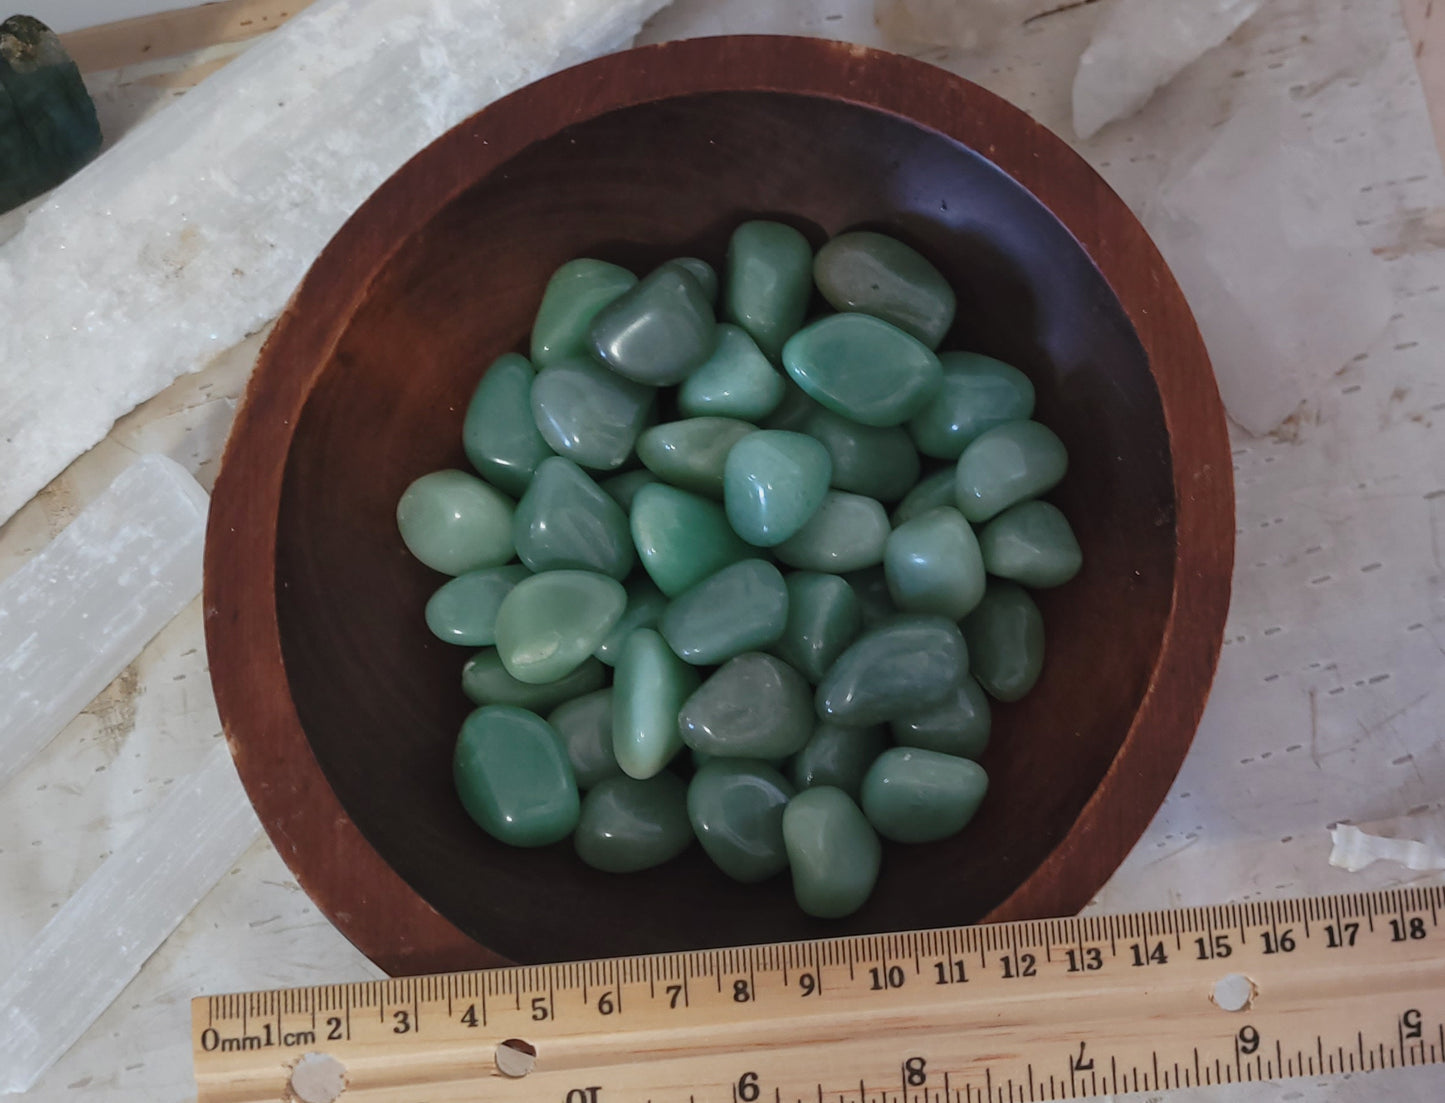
[193,886,1445,1103]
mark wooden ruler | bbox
[192,886,1445,1103]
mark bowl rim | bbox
[204,33,1235,976]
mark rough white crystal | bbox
[0,0,672,526]
[874,0,1017,52]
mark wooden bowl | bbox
[205,35,1233,976]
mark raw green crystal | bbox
[891,468,958,526]
[593,577,668,666]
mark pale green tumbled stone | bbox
[802,406,920,503]
[462,650,605,711]
[884,506,986,620]
[843,566,895,627]
[678,653,814,758]
[665,257,718,303]
[816,615,968,726]
[531,357,654,471]
[659,558,788,665]
[600,469,659,512]
[593,577,668,666]
[891,468,958,526]
[531,259,637,368]
[425,564,530,647]
[962,580,1045,702]
[861,747,987,844]
[723,429,832,547]
[613,628,699,780]
[630,483,751,597]
[790,723,888,800]
[493,570,626,684]
[678,324,785,421]
[891,677,991,761]
[813,231,956,349]
[396,469,514,575]
[548,689,620,790]
[453,706,579,847]
[589,264,717,385]
[462,353,553,497]
[513,456,633,579]
[772,572,862,683]
[688,760,795,883]
[782,313,942,427]
[774,491,890,572]
[637,417,756,498]
[783,787,881,919]
[724,220,813,360]
[954,420,1067,523]
[978,500,1082,588]
[574,773,693,873]
[908,352,1036,460]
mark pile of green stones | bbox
[395,221,1081,919]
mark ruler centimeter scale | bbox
[192,886,1445,1103]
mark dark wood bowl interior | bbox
[206,36,1233,975]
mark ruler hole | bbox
[1212,973,1255,1012]
[288,1052,347,1103]
[496,1038,537,1078]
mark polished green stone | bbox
[977,500,1082,588]
[774,491,890,572]
[782,314,942,427]
[531,357,654,471]
[574,773,692,873]
[589,264,717,385]
[678,653,814,758]
[954,420,1067,523]
[678,324,786,421]
[688,760,795,883]
[665,257,719,304]
[513,456,633,579]
[908,352,1035,460]
[637,417,756,498]
[531,259,637,368]
[790,723,888,800]
[890,677,991,761]
[813,231,956,349]
[772,572,862,683]
[461,353,553,497]
[723,220,813,360]
[593,577,668,666]
[396,469,515,575]
[493,570,626,684]
[884,506,986,620]
[630,483,751,597]
[860,747,987,844]
[722,429,832,547]
[613,628,699,779]
[659,559,788,664]
[782,787,881,919]
[842,566,896,626]
[962,580,1045,702]
[462,650,606,711]
[600,469,659,512]
[691,749,793,772]
[816,615,968,726]
[453,705,579,847]
[425,564,530,647]
[891,468,958,526]
[801,406,920,503]
[547,689,620,790]
[763,378,821,431]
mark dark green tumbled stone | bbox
[659,559,789,665]
[593,577,668,666]
[425,564,530,647]
[531,259,637,368]
[883,506,986,620]
[637,417,756,498]
[664,257,719,303]
[589,264,717,385]
[860,747,987,844]
[548,689,620,789]
[724,220,814,360]
[954,420,1068,523]
[678,324,785,421]
[763,378,821,432]
[962,581,1045,702]
[774,491,890,573]
[802,406,921,502]
[908,352,1036,460]
[977,500,1082,588]
[688,760,795,882]
[453,706,578,847]
[816,615,968,726]
[531,357,654,471]
[513,456,633,579]
[630,483,751,597]
[843,566,896,627]
[461,649,606,711]
[462,353,553,497]
[600,469,659,512]
[782,314,942,427]
[891,676,992,761]
[574,773,692,873]
[891,468,958,526]
[813,231,956,349]
[613,628,699,779]
[772,572,862,683]
[678,653,814,759]
[396,469,514,575]
[782,787,881,918]
[790,723,888,800]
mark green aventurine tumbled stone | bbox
[494,571,626,684]
[453,706,579,847]
[962,581,1045,702]
[774,491,890,572]
[548,689,620,789]
[659,559,789,664]
[954,420,1068,523]
[688,760,795,882]
[790,723,888,800]
[461,353,553,497]
[782,314,942,427]
[860,747,987,844]
[613,628,699,779]
[665,257,719,303]
[531,357,653,471]
[724,220,814,360]
[678,653,814,758]
[589,264,717,385]
[637,417,756,498]
[816,615,968,726]
[425,564,530,647]
[891,468,957,526]
[396,469,514,575]
[908,352,1036,460]
[600,469,659,512]
[763,379,819,432]
[574,773,693,873]
[843,566,895,626]
[678,325,785,421]
[593,577,668,666]
[462,650,606,711]
[782,787,881,919]
[531,259,637,368]
[978,500,1083,588]
[813,231,956,349]
[891,677,992,761]
[773,572,862,683]
[630,483,751,597]
[802,406,920,503]
[723,430,832,547]
[884,507,986,620]
[514,457,634,579]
